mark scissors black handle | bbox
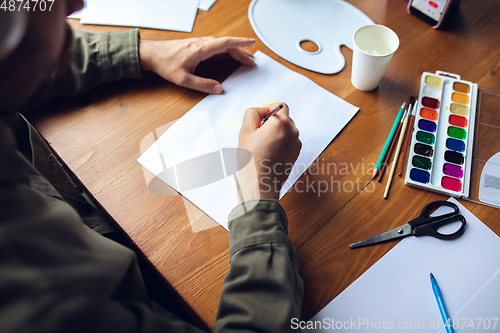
[408,201,466,240]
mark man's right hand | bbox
[236,102,302,201]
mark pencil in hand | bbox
[261,104,283,123]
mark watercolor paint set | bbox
[404,71,478,198]
[404,71,500,209]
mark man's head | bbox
[0,0,84,112]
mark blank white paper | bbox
[305,197,500,332]
[68,9,83,19]
[199,0,217,11]
[67,0,86,19]
[138,51,359,229]
[80,0,199,32]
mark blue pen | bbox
[430,273,454,333]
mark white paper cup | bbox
[351,25,399,91]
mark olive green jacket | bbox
[0,29,303,332]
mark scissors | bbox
[349,201,466,249]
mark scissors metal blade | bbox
[349,224,413,249]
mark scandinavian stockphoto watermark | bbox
[259,157,377,197]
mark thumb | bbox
[176,72,223,94]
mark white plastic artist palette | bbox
[248,0,374,74]
[405,71,478,198]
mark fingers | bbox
[199,37,256,62]
[180,37,256,93]
[175,71,223,94]
[241,103,299,144]
[237,101,302,201]
[140,36,256,94]
[241,107,269,132]
[262,102,291,126]
[199,36,255,50]
[242,102,289,130]
[228,48,255,67]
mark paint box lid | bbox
[404,71,500,210]
[466,88,500,209]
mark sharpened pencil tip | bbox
[372,169,378,179]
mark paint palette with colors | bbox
[405,71,478,198]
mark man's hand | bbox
[237,103,302,201]
[139,36,256,94]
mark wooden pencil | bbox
[371,102,406,179]
[398,100,417,177]
[379,100,412,182]
[384,108,410,199]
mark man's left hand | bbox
[139,36,256,94]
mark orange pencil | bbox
[384,107,410,199]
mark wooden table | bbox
[29,0,500,330]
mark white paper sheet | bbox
[68,9,83,19]
[199,0,217,11]
[479,152,500,207]
[305,198,500,332]
[80,0,199,32]
[67,0,86,19]
[138,51,359,229]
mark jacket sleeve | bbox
[214,200,304,332]
[32,28,142,103]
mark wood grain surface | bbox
[28,0,500,330]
